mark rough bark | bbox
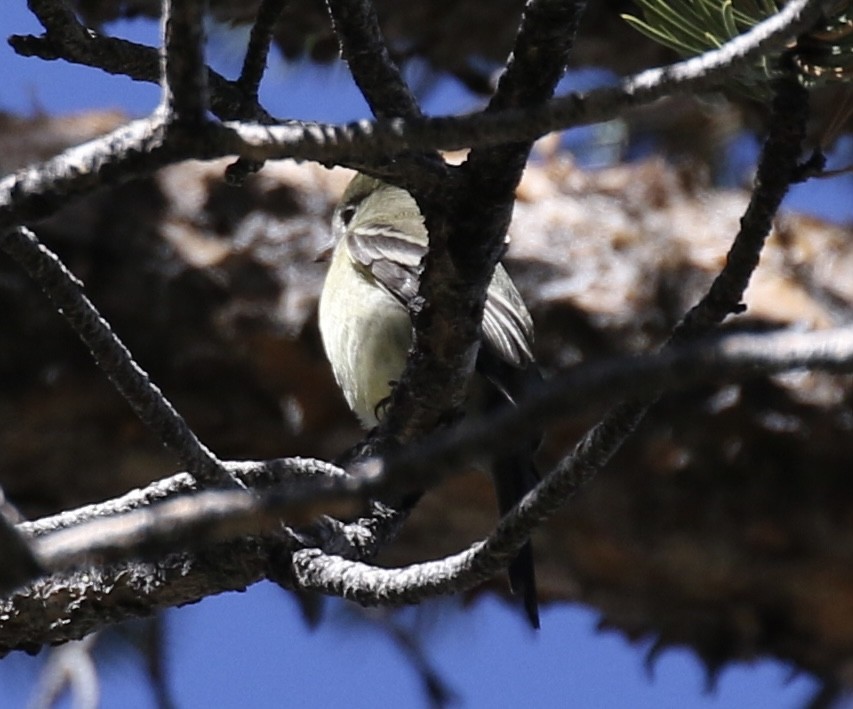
[2,110,852,677]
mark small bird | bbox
[318,173,541,628]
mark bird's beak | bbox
[315,240,335,262]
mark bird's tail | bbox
[493,452,540,630]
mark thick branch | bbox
[325,0,422,120]
[15,326,853,598]
[160,0,209,127]
[289,325,853,602]
[0,501,43,594]
[374,0,587,444]
[0,541,268,655]
[3,1,824,229]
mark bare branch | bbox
[142,616,176,709]
[9,6,275,123]
[0,115,173,226]
[0,227,230,487]
[461,73,812,595]
[27,0,94,56]
[236,0,286,99]
[672,77,811,341]
[224,0,288,182]
[21,327,853,593]
[0,489,43,594]
[160,0,209,127]
[0,541,268,654]
[18,458,342,538]
[325,0,422,120]
[2,0,825,231]
[292,324,853,602]
[2,323,851,649]
[231,0,827,160]
[375,0,588,444]
[29,634,100,709]
[33,491,270,570]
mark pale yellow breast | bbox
[318,242,411,427]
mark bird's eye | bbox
[340,205,356,226]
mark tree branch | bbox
[464,72,812,593]
[0,490,43,594]
[224,0,288,183]
[325,0,422,120]
[2,317,851,650]
[160,0,209,128]
[2,0,824,230]
[0,540,268,655]
[672,76,811,341]
[13,326,853,599]
[0,226,231,487]
[235,0,286,100]
[10,0,275,123]
[18,458,343,538]
[375,0,588,444]
[292,324,853,603]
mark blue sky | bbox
[0,3,845,706]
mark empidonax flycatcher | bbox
[319,173,540,628]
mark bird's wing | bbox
[347,224,534,369]
[346,223,425,307]
[482,273,535,369]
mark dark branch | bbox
[10,2,275,124]
[0,227,231,487]
[0,489,44,594]
[18,458,343,538]
[469,72,812,591]
[225,0,287,183]
[19,326,853,593]
[160,0,209,127]
[293,323,853,602]
[672,76,811,341]
[2,320,851,649]
[236,0,285,100]
[377,0,587,444]
[325,0,422,120]
[0,540,268,655]
[2,0,825,231]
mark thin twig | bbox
[18,458,342,538]
[28,634,100,709]
[10,0,275,123]
[672,77,812,341]
[226,0,288,183]
[236,0,287,99]
[142,616,176,709]
[19,325,853,583]
[0,227,231,488]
